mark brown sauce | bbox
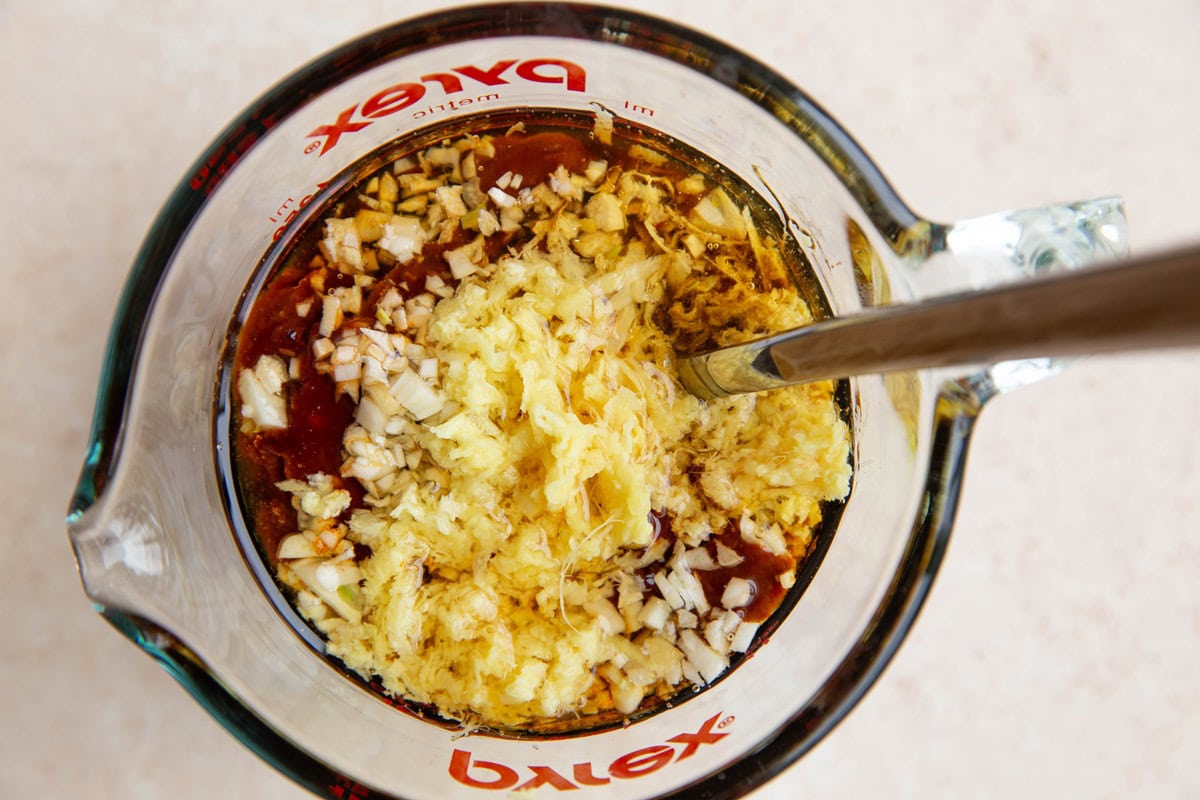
[694,525,796,624]
[645,513,796,624]
[477,130,592,187]
[230,115,847,730]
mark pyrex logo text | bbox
[449,712,733,792]
[306,59,586,155]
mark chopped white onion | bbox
[359,327,390,349]
[277,533,317,560]
[488,187,517,208]
[585,160,607,183]
[237,356,288,430]
[684,547,717,570]
[704,617,730,654]
[653,569,685,610]
[332,361,361,383]
[288,558,361,624]
[721,577,755,610]
[378,216,425,264]
[584,597,625,636]
[678,629,729,684]
[637,596,672,631]
[715,541,744,567]
[671,566,709,616]
[389,369,444,420]
[446,247,478,280]
[312,337,335,360]
[730,620,760,653]
[355,395,387,434]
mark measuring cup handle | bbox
[911,196,1129,295]
[906,196,1130,390]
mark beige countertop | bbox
[3,1,1199,797]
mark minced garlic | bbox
[239,121,851,728]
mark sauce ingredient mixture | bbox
[233,114,852,729]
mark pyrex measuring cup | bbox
[67,4,1127,799]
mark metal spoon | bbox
[676,245,1200,399]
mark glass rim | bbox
[68,5,959,799]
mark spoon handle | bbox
[677,245,1200,399]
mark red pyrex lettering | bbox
[306,58,587,155]
[448,712,732,792]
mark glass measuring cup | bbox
[66,4,1127,799]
